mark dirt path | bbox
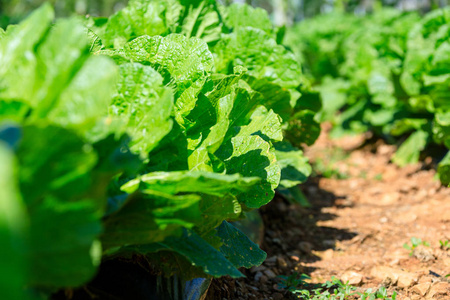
[207,128,450,300]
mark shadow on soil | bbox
[259,176,357,265]
[206,176,357,299]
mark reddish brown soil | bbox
[206,127,450,300]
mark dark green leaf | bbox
[102,191,201,248]
[438,151,450,186]
[217,221,266,269]
[274,141,311,188]
[29,198,102,287]
[162,229,243,278]
[285,110,321,147]
[16,125,97,205]
[0,143,29,299]
[392,130,430,167]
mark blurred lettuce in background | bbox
[2,0,450,29]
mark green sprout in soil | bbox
[278,273,397,299]
[359,170,367,179]
[374,174,383,181]
[278,272,311,292]
[311,147,350,179]
[439,240,450,249]
[403,237,430,256]
[359,287,397,300]
[312,157,349,179]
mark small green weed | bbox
[359,287,397,300]
[312,157,349,179]
[439,240,450,249]
[278,273,397,299]
[374,174,383,181]
[278,272,311,293]
[403,237,430,256]
[311,147,350,179]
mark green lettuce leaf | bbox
[16,126,97,206]
[285,110,321,147]
[95,0,182,49]
[241,75,293,122]
[113,34,214,127]
[102,191,201,249]
[0,4,54,105]
[433,111,450,148]
[0,143,28,299]
[110,63,173,156]
[213,27,301,90]
[11,125,106,288]
[121,171,259,196]
[186,75,263,172]
[120,170,259,241]
[47,54,117,135]
[28,198,102,287]
[216,134,280,208]
[217,221,266,269]
[123,229,243,279]
[438,151,450,186]
[274,141,311,188]
[401,8,450,96]
[178,0,222,44]
[392,130,430,167]
[0,8,117,139]
[223,3,273,36]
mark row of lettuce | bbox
[285,7,450,185]
[0,0,321,298]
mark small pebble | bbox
[298,241,313,253]
[272,238,282,245]
[277,256,288,268]
[264,269,277,279]
[250,265,266,273]
[254,271,263,282]
[273,292,284,300]
[290,255,300,261]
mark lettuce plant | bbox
[286,7,450,185]
[0,0,320,297]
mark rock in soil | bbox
[411,282,432,297]
[254,272,263,282]
[427,282,450,299]
[413,245,435,262]
[264,269,277,279]
[341,271,363,286]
